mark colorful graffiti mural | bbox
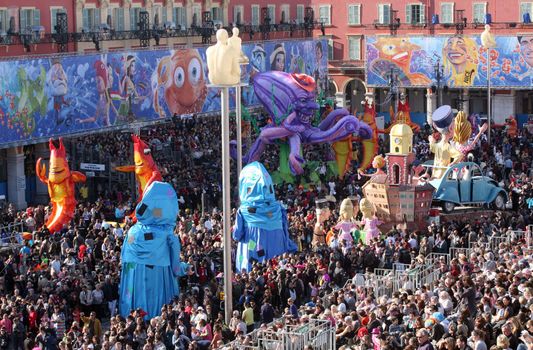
[366,35,533,88]
[0,39,328,147]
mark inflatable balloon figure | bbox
[119,181,189,319]
[357,94,382,172]
[232,162,297,273]
[36,138,86,233]
[334,198,358,249]
[242,71,373,175]
[359,198,382,245]
[384,93,420,133]
[453,110,488,156]
[116,135,162,199]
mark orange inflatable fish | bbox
[36,138,86,233]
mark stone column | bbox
[426,89,437,126]
[335,92,346,109]
[462,89,469,116]
[34,143,50,205]
[6,147,27,210]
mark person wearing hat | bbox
[428,105,464,179]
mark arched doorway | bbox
[344,79,366,115]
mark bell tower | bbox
[387,123,414,185]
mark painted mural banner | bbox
[0,39,328,147]
[366,35,533,88]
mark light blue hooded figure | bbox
[119,181,189,319]
[232,162,297,272]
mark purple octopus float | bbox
[241,71,373,174]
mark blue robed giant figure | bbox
[232,162,297,272]
[119,181,189,319]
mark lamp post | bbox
[388,68,400,116]
[481,24,497,144]
[433,58,444,107]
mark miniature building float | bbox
[362,122,434,228]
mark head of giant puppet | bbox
[48,138,71,184]
[132,134,157,177]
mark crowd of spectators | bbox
[0,112,531,350]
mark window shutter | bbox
[420,4,425,24]
[182,7,187,28]
[162,7,167,24]
[520,3,528,18]
[95,8,100,26]
[33,8,40,27]
[130,9,135,29]
[82,8,89,30]
[118,8,124,30]
[348,6,354,24]
[355,5,360,24]
[406,4,411,24]
[20,10,26,32]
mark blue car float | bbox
[427,162,508,213]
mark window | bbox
[280,4,289,24]
[441,3,454,23]
[50,7,65,33]
[0,9,7,32]
[296,4,304,24]
[152,5,165,28]
[378,4,391,24]
[520,2,533,20]
[251,5,260,25]
[348,35,361,60]
[234,5,243,25]
[211,6,221,22]
[20,8,41,32]
[318,5,331,25]
[267,5,275,24]
[130,7,145,30]
[173,6,187,29]
[192,4,201,27]
[473,3,486,23]
[406,4,425,24]
[107,7,125,30]
[348,4,361,25]
[328,38,334,60]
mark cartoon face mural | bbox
[251,45,266,73]
[47,61,68,97]
[153,49,207,117]
[371,37,431,86]
[270,44,286,71]
[442,35,478,86]
[518,35,533,68]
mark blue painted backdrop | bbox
[366,35,533,88]
[0,39,328,147]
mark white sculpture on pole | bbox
[228,27,249,64]
[206,28,242,85]
[481,24,497,48]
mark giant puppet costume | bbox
[232,162,297,272]
[119,181,189,319]
[36,138,86,233]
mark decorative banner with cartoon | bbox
[366,35,533,88]
[0,39,328,147]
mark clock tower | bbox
[387,123,414,185]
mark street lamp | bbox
[432,58,445,107]
[387,68,400,116]
[481,24,497,143]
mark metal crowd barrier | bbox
[256,319,335,350]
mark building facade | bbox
[318,0,533,125]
